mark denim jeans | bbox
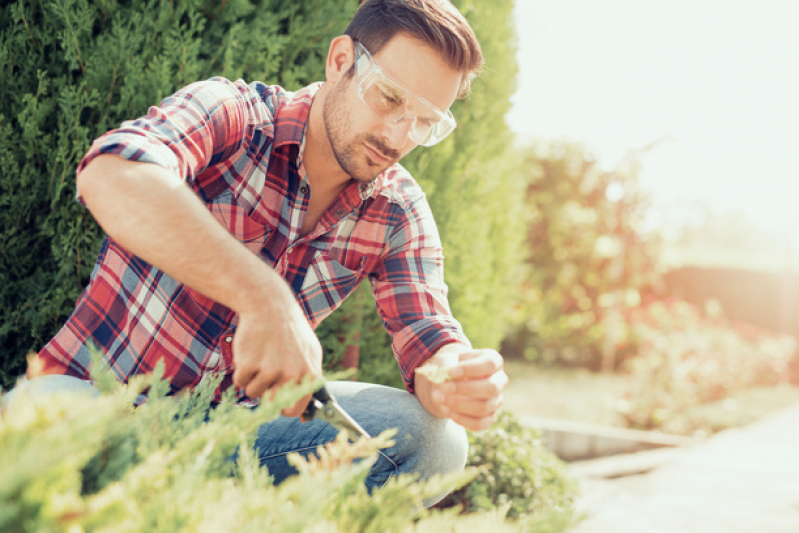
[3,375,467,507]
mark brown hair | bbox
[346,0,483,97]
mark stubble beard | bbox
[322,79,400,184]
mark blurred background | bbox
[1,0,797,441]
[510,0,798,274]
[2,0,799,525]
[499,0,799,436]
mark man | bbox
[15,0,507,506]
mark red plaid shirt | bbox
[37,78,468,400]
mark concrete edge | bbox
[518,415,701,461]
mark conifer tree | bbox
[0,0,357,387]
[1,0,524,390]
[321,0,524,384]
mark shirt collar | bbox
[272,82,323,149]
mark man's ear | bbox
[325,35,356,84]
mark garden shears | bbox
[301,386,371,440]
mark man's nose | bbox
[380,117,414,149]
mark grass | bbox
[503,359,799,435]
[502,360,627,427]
[656,384,799,437]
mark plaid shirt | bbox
[38,78,468,400]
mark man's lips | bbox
[364,143,392,165]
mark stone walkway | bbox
[566,401,799,533]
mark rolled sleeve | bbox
[75,77,274,203]
[371,197,470,392]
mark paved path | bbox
[567,401,799,533]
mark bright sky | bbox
[507,0,799,240]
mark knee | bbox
[414,416,468,479]
[392,414,468,508]
[2,375,99,412]
[386,404,469,482]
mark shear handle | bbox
[301,387,332,422]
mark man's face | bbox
[323,34,462,183]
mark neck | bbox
[304,87,352,194]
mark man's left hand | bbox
[415,346,508,432]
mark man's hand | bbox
[232,303,323,418]
[77,155,324,417]
[415,345,508,431]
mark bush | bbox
[323,0,526,385]
[437,411,578,523]
[0,0,358,389]
[618,298,797,434]
[0,358,576,532]
[503,142,660,370]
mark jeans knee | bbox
[2,375,99,412]
[424,417,468,478]
[409,416,468,508]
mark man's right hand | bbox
[78,155,324,418]
[232,304,323,417]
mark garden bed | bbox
[503,360,799,437]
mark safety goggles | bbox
[352,41,457,147]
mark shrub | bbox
[0,0,358,389]
[322,0,527,385]
[437,411,578,523]
[503,142,660,370]
[617,298,797,434]
[1,358,579,532]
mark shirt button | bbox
[336,209,345,217]
[299,185,308,195]
[225,336,233,343]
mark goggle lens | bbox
[354,42,456,147]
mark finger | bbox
[282,392,312,418]
[448,410,499,432]
[244,370,280,400]
[233,363,259,391]
[449,350,503,379]
[445,394,504,419]
[449,370,509,399]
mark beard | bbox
[322,78,401,184]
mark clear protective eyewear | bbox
[352,41,457,147]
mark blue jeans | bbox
[3,375,467,507]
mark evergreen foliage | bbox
[321,0,525,383]
[0,353,574,532]
[0,0,357,388]
[437,411,577,521]
[406,0,524,350]
[1,0,524,392]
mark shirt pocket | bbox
[299,252,366,325]
[210,191,273,254]
[201,330,234,374]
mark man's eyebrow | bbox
[418,114,440,125]
[377,81,404,99]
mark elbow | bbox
[75,155,110,210]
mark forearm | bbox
[78,154,295,317]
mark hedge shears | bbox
[301,386,371,440]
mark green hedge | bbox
[1,0,525,391]
[0,0,358,387]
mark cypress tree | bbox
[1,0,523,388]
[0,0,357,388]
[322,0,524,385]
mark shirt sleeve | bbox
[75,77,276,203]
[370,192,471,393]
